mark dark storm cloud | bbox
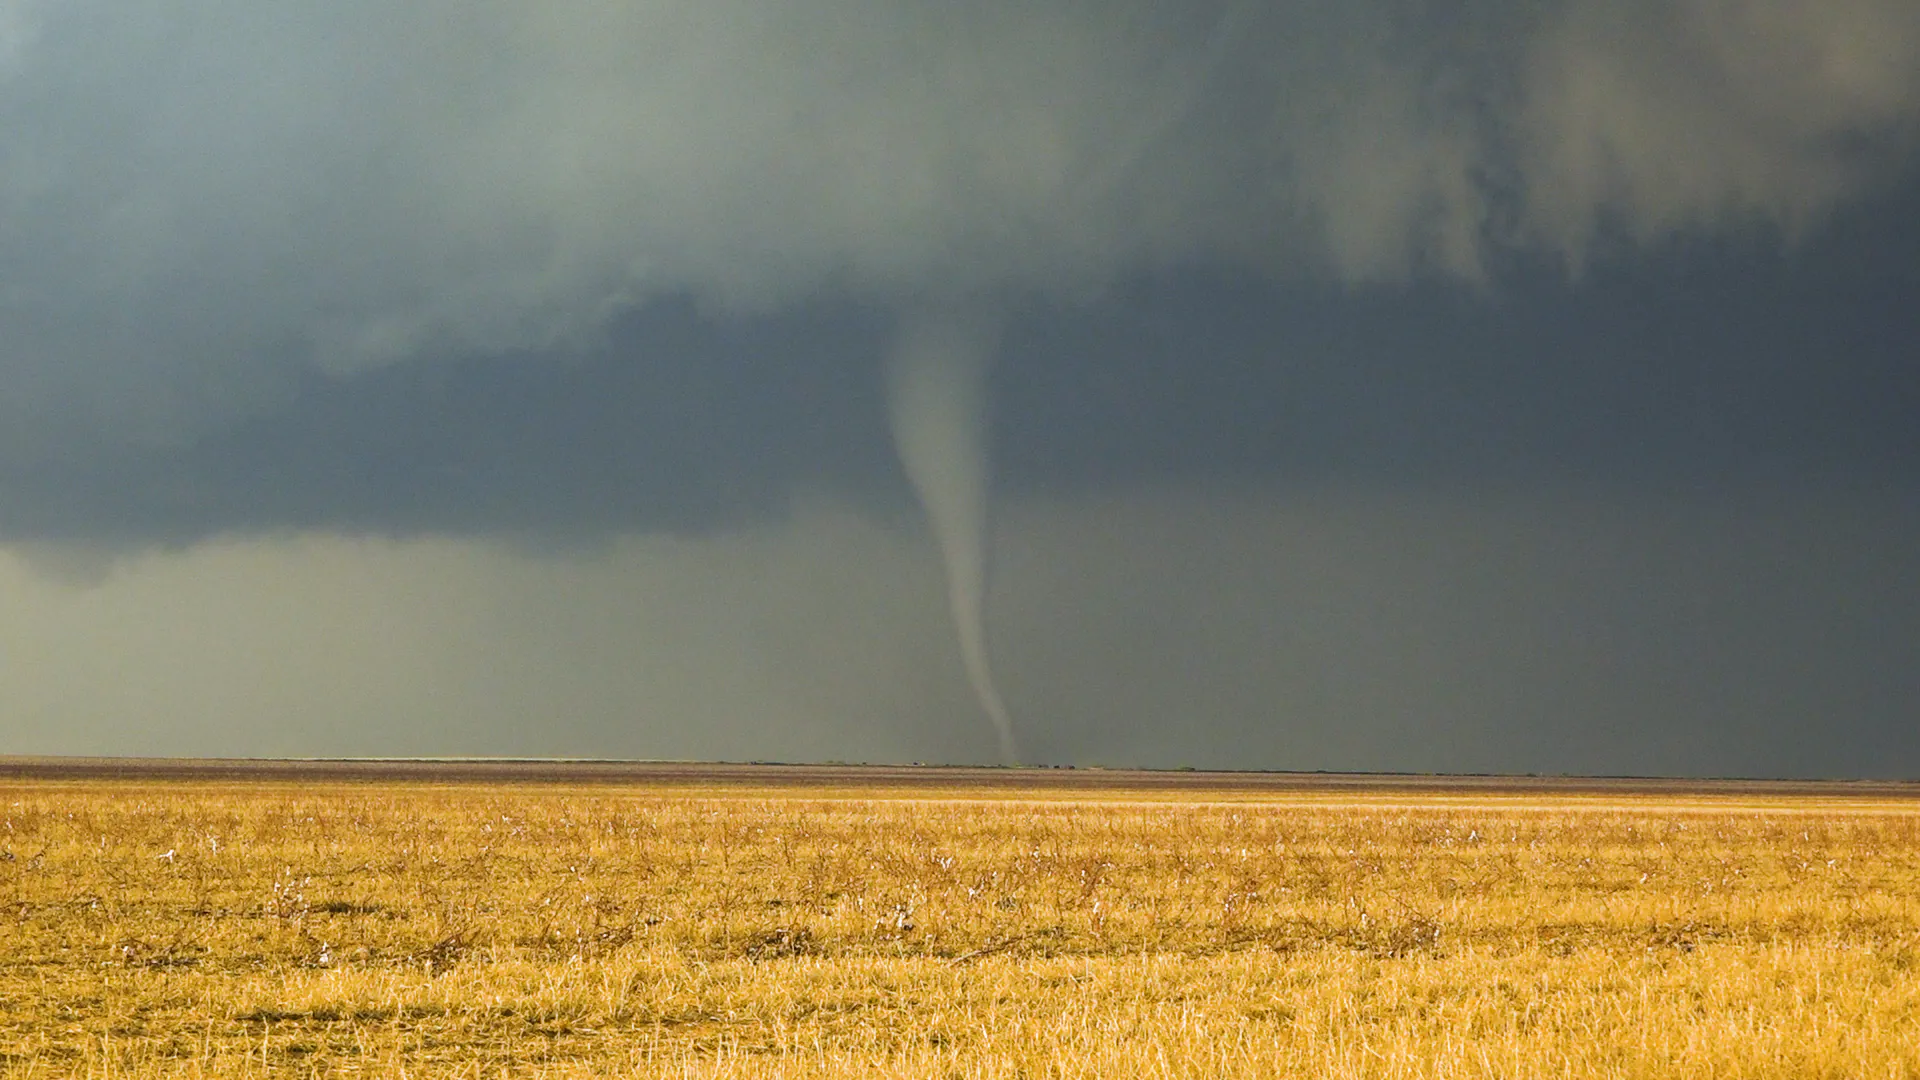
[999,187,1920,495]
[4,187,1915,546]
[0,300,897,544]
[2,0,1918,545]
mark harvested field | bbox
[1,761,1917,1077]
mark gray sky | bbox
[2,1,1917,775]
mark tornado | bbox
[886,307,1021,765]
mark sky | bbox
[2,0,1918,775]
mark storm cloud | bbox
[2,1,1918,770]
[2,0,1917,485]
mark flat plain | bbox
[1,760,1917,1077]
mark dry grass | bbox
[2,776,1917,1077]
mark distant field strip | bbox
[2,771,1917,1077]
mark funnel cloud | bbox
[887,308,1019,763]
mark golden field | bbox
[1,768,1918,1078]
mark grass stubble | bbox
[0,775,1916,1077]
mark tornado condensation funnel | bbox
[886,308,1020,765]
